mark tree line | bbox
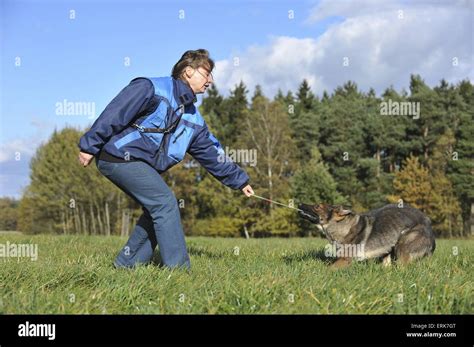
[3,74,472,238]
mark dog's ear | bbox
[329,205,352,222]
[339,206,352,215]
[334,206,352,217]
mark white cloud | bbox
[0,139,37,163]
[214,0,473,97]
[0,120,51,197]
[0,138,42,197]
[0,121,49,163]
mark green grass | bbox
[0,234,472,314]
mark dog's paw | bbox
[330,257,352,270]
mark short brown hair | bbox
[171,49,215,80]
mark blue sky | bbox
[0,0,472,197]
[1,0,325,141]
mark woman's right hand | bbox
[78,151,94,167]
[241,184,255,197]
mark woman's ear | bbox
[184,66,194,78]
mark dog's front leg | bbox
[382,254,392,267]
[330,257,353,269]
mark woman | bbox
[78,49,254,270]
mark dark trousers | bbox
[96,159,190,269]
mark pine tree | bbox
[407,75,446,163]
[296,79,315,112]
[388,155,432,210]
[251,85,264,103]
[291,148,346,236]
[292,148,346,205]
[199,84,225,138]
[289,80,320,162]
[220,81,249,145]
[317,81,366,206]
[446,80,474,236]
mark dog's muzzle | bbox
[298,203,320,224]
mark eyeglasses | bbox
[196,67,213,82]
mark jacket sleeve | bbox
[78,78,155,155]
[188,123,250,190]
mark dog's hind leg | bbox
[394,224,436,265]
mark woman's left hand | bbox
[241,184,254,197]
[78,151,94,167]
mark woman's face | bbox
[183,65,214,94]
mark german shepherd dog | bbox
[298,203,436,268]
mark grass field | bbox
[0,234,472,314]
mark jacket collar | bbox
[174,78,197,106]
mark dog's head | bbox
[299,203,356,241]
[298,203,353,225]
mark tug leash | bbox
[250,194,304,212]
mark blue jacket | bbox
[78,77,249,190]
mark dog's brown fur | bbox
[299,203,436,268]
